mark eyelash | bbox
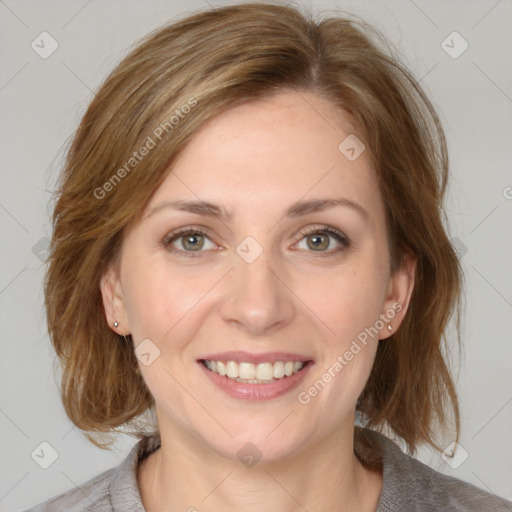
[161,225,350,258]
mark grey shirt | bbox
[25,428,512,511]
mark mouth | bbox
[197,352,314,401]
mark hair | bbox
[45,1,463,453]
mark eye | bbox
[162,225,350,258]
[294,226,349,255]
[162,227,217,256]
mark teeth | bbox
[273,361,285,378]
[256,362,274,380]
[239,362,255,379]
[203,359,305,382]
[226,361,238,378]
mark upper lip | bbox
[199,351,313,364]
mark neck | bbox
[137,422,383,512]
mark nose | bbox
[218,246,296,337]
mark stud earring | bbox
[113,321,119,328]
[387,324,393,332]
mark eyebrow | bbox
[144,197,369,222]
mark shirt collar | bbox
[110,432,161,511]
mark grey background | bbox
[0,0,511,510]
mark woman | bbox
[27,2,512,511]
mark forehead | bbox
[146,90,383,221]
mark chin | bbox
[195,416,312,465]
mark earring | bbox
[387,324,393,332]
[113,321,119,328]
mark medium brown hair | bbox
[45,2,462,452]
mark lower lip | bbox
[198,361,314,401]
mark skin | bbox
[100,90,416,512]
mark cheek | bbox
[120,258,211,419]
[121,255,224,342]
[297,268,381,415]
[300,263,385,346]
[295,256,386,402]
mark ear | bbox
[99,263,130,335]
[378,251,416,340]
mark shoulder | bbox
[382,446,512,512]
[24,434,161,512]
[23,466,115,512]
[356,427,512,512]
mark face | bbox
[101,90,414,462]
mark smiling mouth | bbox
[200,359,312,384]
